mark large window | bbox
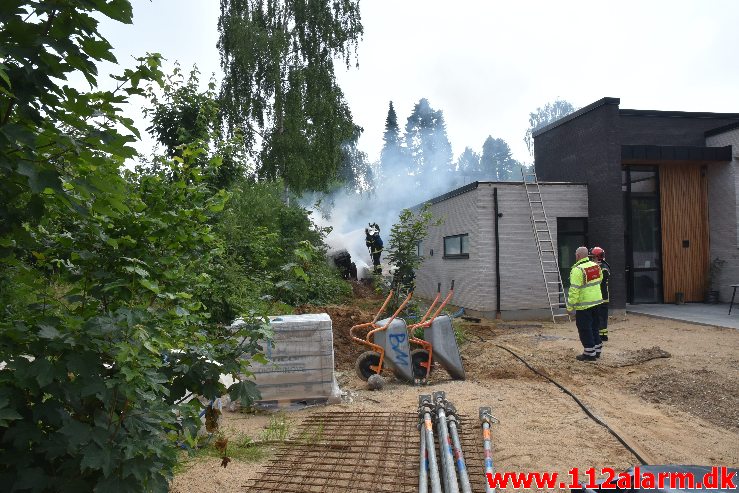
[623,166,662,304]
[443,234,469,259]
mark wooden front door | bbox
[659,164,709,302]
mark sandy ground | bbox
[170,310,739,492]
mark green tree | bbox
[145,64,247,190]
[379,101,406,183]
[456,146,481,183]
[0,2,263,490]
[386,203,440,295]
[217,0,364,193]
[481,136,519,181]
[404,98,453,188]
[524,99,576,155]
[336,126,372,193]
[147,66,219,157]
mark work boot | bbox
[594,343,603,359]
[576,353,597,362]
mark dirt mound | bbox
[634,368,739,431]
[294,304,377,370]
[609,346,671,367]
[458,323,506,342]
[350,280,378,300]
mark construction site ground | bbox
[171,287,739,492]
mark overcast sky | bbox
[98,0,739,165]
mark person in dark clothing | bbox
[332,250,357,280]
[590,246,610,341]
[365,223,383,274]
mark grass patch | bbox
[453,320,468,345]
[260,413,291,441]
[174,414,294,474]
[173,432,271,474]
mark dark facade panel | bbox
[619,113,739,147]
[534,101,626,309]
[621,145,732,163]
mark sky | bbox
[96,0,739,165]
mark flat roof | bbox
[620,108,739,119]
[411,180,588,209]
[532,97,620,137]
[532,97,739,138]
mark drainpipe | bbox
[494,188,502,318]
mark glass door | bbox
[622,167,663,303]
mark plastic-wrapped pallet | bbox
[236,313,340,409]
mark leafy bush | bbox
[0,4,263,491]
[0,3,352,491]
[276,241,351,306]
[217,179,350,310]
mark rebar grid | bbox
[243,411,489,492]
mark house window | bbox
[416,240,423,257]
[443,234,469,259]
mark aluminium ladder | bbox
[522,170,570,323]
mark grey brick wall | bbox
[415,185,493,311]
[415,182,588,317]
[706,129,739,303]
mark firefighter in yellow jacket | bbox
[566,246,604,361]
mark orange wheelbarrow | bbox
[407,280,455,381]
[350,289,414,381]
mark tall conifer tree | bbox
[404,98,453,188]
[379,101,407,183]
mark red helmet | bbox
[590,246,605,261]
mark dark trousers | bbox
[371,252,381,273]
[595,302,609,336]
[575,307,602,356]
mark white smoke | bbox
[306,99,475,276]
[309,163,461,278]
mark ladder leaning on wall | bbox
[522,170,571,323]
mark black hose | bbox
[494,344,649,466]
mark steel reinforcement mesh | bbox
[243,411,490,492]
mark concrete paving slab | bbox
[626,303,739,329]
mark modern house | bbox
[533,98,739,308]
[414,181,588,319]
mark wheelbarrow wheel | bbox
[355,351,381,380]
[411,348,433,379]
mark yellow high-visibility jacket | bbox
[566,257,604,311]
